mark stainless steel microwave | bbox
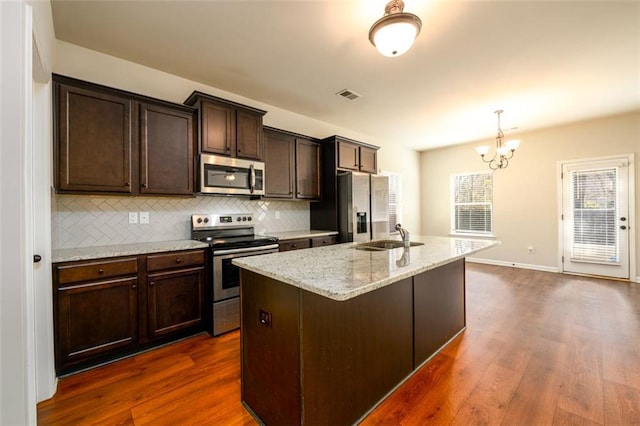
[200,154,265,196]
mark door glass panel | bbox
[570,167,618,264]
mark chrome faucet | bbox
[395,224,410,248]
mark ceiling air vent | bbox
[336,89,361,101]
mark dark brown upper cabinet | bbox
[336,138,378,174]
[264,129,295,198]
[358,146,378,174]
[53,74,196,196]
[140,103,194,195]
[184,91,266,161]
[55,83,134,193]
[310,135,379,232]
[295,138,321,200]
[263,127,321,201]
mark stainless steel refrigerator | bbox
[337,172,389,243]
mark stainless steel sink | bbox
[354,240,424,251]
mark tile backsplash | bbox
[52,194,310,249]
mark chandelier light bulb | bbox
[505,139,520,150]
[496,146,509,157]
[476,146,490,156]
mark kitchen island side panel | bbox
[240,270,301,426]
[413,258,466,367]
[300,278,414,426]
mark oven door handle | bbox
[213,244,279,256]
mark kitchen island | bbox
[233,236,498,425]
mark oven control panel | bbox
[192,213,254,230]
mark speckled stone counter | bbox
[233,235,498,301]
[52,240,209,263]
[266,230,338,241]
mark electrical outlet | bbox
[140,212,149,224]
[128,212,138,224]
[259,309,272,327]
[275,211,281,219]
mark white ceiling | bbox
[50,0,640,151]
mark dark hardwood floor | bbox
[37,263,640,425]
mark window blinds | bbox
[570,167,619,264]
[386,173,402,233]
[453,172,493,234]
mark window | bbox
[381,171,402,233]
[570,167,618,262]
[451,171,493,235]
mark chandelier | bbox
[476,110,520,170]
[368,0,422,57]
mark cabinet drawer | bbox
[56,258,138,285]
[146,250,205,272]
[311,235,337,247]
[279,238,311,252]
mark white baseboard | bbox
[466,257,559,273]
[467,258,640,283]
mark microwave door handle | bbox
[249,164,256,193]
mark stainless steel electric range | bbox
[191,213,279,336]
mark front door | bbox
[561,156,632,279]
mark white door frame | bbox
[557,153,636,282]
[1,2,37,424]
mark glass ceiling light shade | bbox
[369,0,422,57]
[477,110,520,170]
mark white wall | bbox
[421,111,640,278]
[53,41,422,234]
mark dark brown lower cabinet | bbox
[278,238,311,252]
[279,235,337,252]
[53,249,205,375]
[240,258,466,425]
[147,267,204,338]
[56,276,138,369]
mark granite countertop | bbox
[233,235,499,301]
[266,230,338,241]
[52,240,209,263]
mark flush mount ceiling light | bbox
[369,0,422,57]
[476,110,520,170]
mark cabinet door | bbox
[140,104,195,195]
[264,130,295,198]
[413,259,465,367]
[147,267,204,338]
[56,277,138,369]
[337,140,359,171]
[236,109,264,160]
[201,100,234,155]
[295,138,321,200]
[57,84,133,193]
[359,146,378,174]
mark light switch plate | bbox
[128,212,138,224]
[140,212,149,224]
